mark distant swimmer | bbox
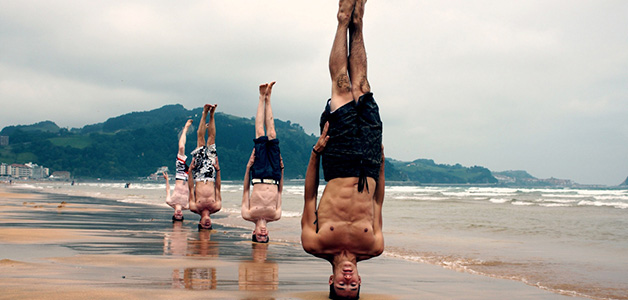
[188,104,222,230]
[164,119,194,222]
[241,82,284,243]
[300,0,384,299]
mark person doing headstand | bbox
[301,0,385,299]
[188,104,222,230]
[242,82,284,243]
[163,119,194,222]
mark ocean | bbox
[17,181,628,300]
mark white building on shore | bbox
[0,162,50,179]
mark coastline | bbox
[1,184,581,299]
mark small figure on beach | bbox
[164,119,194,222]
[301,0,384,299]
[188,104,222,230]
[241,82,284,243]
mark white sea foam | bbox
[577,200,628,209]
[539,198,578,204]
[511,201,534,206]
[539,203,570,207]
[489,198,510,204]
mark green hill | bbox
[1,105,317,180]
[389,159,497,184]
[1,104,497,184]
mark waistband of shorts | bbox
[252,178,279,185]
[195,178,216,183]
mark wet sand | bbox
[0,185,579,299]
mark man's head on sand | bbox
[199,212,212,230]
[329,261,361,299]
[172,206,184,222]
[252,220,269,243]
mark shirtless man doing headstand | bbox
[301,0,384,299]
[188,104,222,230]
[163,119,194,222]
[242,82,284,243]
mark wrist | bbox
[312,146,322,155]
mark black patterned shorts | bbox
[319,92,382,191]
[191,144,217,182]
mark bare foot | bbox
[338,0,356,25]
[185,119,193,128]
[266,81,276,97]
[209,104,217,114]
[203,104,212,113]
[259,83,268,96]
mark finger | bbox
[321,122,330,136]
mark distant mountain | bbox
[1,121,61,135]
[388,158,497,184]
[1,104,507,185]
[620,176,628,187]
[1,104,317,180]
[493,170,574,187]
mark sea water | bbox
[18,181,628,300]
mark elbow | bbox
[374,244,384,257]
[300,237,315,254]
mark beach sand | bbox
[0,185,579,299]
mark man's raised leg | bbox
[179,119,193,156]
[197,105,211,148]
[264,81,277,140]
[349,0,370,101]
[329,0,356,111]
[207,104,217,146]
[255,83,268,139]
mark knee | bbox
[352,77,370,97]
[337,9,351,25]
[335,74,352,93]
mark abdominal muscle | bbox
[194,181,219,211]
[316,177,377,252]
[249,184,280,219]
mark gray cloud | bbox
[1,0,627,185]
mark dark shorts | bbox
[251,136,282,182]
[319,92,382,191]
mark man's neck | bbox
[331,250,358,267]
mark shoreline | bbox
[1,184,583,299]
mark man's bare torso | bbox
[248,184,280,221]
[167,180,190,209]
[314,177,378,258]
[194,181,220,213]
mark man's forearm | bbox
[304,150,320,202]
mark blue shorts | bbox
[251,136,282,182]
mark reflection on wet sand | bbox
[189,229,219,257]
[183,267,217,290]
[239,243,279,291]
[163,221,189,256]
[165,224,219,290]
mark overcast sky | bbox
[1,0,627,185]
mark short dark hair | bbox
[252,234,269,243]
[329,283,360,300]
[198,224,212,231]
[172,215,184,222]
